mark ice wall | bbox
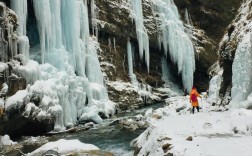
[8,0,115,131]
[129,0,150,73]
[151,0,195,92]
[230,33,252,108]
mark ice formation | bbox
[151,0,195,92]
[10,0,29,64]
[129,0,150,73]
[126,40,158,103]
[230,33,252,108]
[90,0,99,39]
[127,40,138,86]
[161,57,181,94]
[7,0,115,131]
[184,8,193,39]
[207,74,222,105]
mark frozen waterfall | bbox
[129,0,150,73]
[9,0,115,131]
[151,0,195,92]
[230,33,252,108]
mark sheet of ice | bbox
[151,0,195,92]
[230,33,252,108]
[28,139,99,156]
[131,96,252,156]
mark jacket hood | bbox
[191,89,197,94]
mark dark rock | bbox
[109,119,120,126]
[0,109,55,138]
[162,143,172,153]
[157,136,172,142]
[186,136,193,141]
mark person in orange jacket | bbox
[189,86,202,114]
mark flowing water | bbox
[20,102,165,155]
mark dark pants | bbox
[192,106,199,114]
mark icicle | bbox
[113,37,116,50]
[130,0,150,73]
[10,0,27,36]
[184,8,193,39]
[151,0,195,92]
[90,0,99,39]
[108,37,111,52]
[9,0,30,64]
[127,40,138,86]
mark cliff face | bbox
[0,0,243,108]
[95,0,242,96]
[209,0,252,106]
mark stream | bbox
[19,102,165,155]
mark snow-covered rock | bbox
[0,135,17,146]
[28,139,99,156]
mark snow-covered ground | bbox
[131,96,252,156]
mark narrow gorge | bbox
[1,0,252,156]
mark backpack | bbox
[191,93,197,102]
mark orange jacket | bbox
[189,89,201,106]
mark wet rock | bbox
[43,149,60,156]
[120,115,148,131]
[109,119,120,126]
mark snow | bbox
[5,89,29,110]
[14,60,40,85]
[131,96,252,156]
[0,62,8,72]
[0,135,17,146]
[28,139,99,156]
